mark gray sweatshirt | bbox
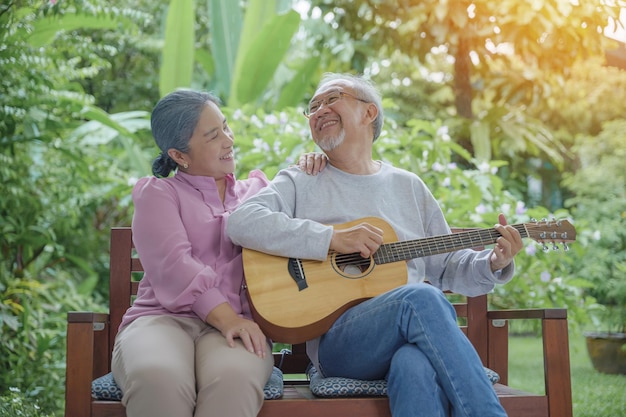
[227,162,514,369]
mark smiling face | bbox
[307,80,369,151]
[169,101,236,180]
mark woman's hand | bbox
[206,303,268,358]
[297,152,328,175]
[225,319,268,359]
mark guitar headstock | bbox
[523,219,577,251]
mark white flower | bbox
[252,138,270,152]
[432,162,445,172]
[540,271,551,283]
[478,162,491,173]
[250,115,263,128]
[264,114,279,125]
[437,125,451,141]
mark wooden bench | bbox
[65,227,573,417]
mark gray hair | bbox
[317,73,384,141]
[150,90,220,177]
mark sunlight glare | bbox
[468,4,476,19]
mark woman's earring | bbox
[183,163,189,169]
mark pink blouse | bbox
[119,169,269,330]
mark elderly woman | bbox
[111,90,324,417]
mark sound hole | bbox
[331,252,373,279]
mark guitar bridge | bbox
[287,258,308,291]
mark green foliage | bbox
[0,2,152,413]
[199,0,305,106]
[1,263,105,414]
[0,388,52,417]
[228,105,317,179]
[159,0,195,96]
[535,57,626,137]
[563,120,626,333]
[307,0,620,109]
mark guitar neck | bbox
[373,224,529,265]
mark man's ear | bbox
[167,148,186,167]
[364,102,378,124]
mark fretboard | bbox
[373,224,529,265]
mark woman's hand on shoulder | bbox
[296,152,327,175]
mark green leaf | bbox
[208,0,243,99]
[159,0,195,97]
[275,55,321,110]
[27,13,119,47]
[81,106,133,137]
[233,10,300,105]
[195,47,215,78]
[78,106,152,175]
[236,0,280,60]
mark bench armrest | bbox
[485,307,572,413]
[487,308,567,321]
[65,311,110,417]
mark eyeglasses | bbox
[303,90,370,118]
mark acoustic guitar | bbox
[242,216,576,344]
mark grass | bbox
[508,332,626,417]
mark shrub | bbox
[563,120,626,334]
[0,388,52,417]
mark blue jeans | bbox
[318,283,507,417]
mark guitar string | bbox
[325,223,572,267]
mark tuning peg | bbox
[563,243,569,251]
[542,243,550,252]
[552,243,559,251]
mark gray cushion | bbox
[92,366,284,401]
[307,365,499,398]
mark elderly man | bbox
[228,73,522,417]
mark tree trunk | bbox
[454,36,473,119]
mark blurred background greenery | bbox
[1,0,625,415]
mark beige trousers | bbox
[111,315,274,417]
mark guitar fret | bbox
[375,225,533,265]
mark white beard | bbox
[317,129,345,151]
